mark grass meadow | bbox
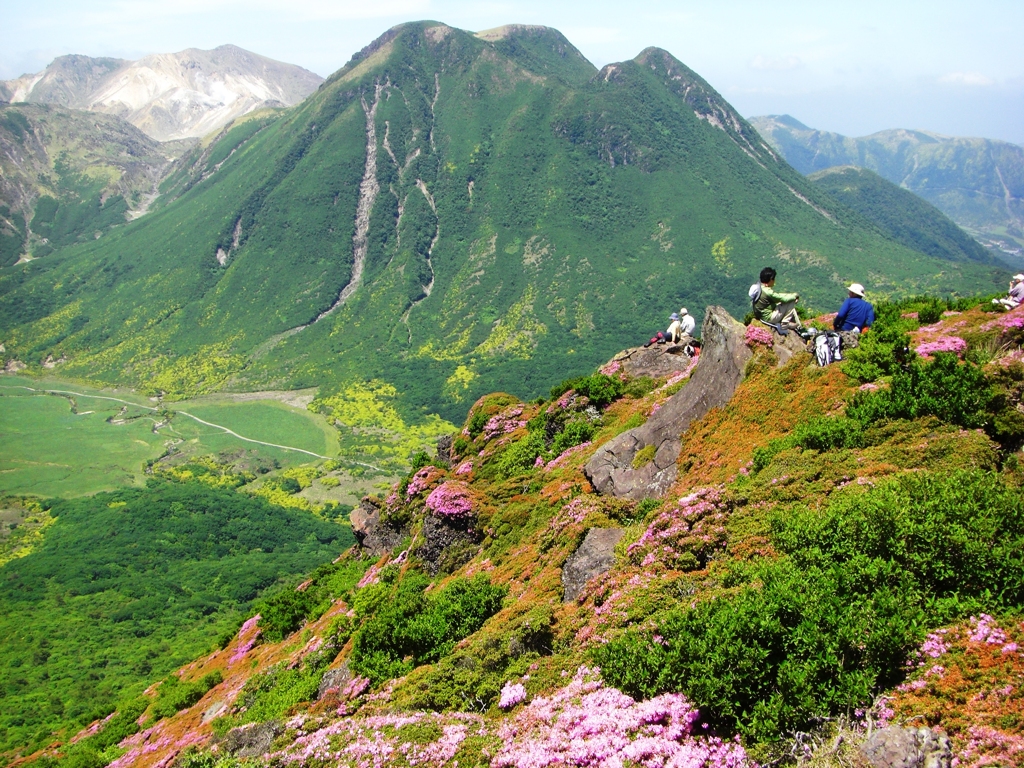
[0,376,342,497]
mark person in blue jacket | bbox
[833,283,874,332]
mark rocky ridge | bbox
[1,46,323,141]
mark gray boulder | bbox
[416,513,478,575]
[584,307,807,499]
[219,721,282,758]
[317,663,352,699]
[349,496,405,556]
[562,527,625,602]
[605,340,696,379]
[858,726,952,768]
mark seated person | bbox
[677,307,696,337]
[750,267,801,328]
[833,283,875,332]
[645,312,689,347]
[993,274,1024,310]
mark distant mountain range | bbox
[749,115,1024,266]
[0,46,323,141]
[0,23,1006,423]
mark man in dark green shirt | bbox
[751,267,801,328]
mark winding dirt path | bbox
[1,384,350,463]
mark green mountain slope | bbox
[0,23,1006,424]
[0,103,190,265]
[750,114,1024,265]
[808,165,1000,267]
[0,482,352,758]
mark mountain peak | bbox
[0,45,323,140]
[474,23,554,41]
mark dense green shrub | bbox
[775,470,1024,612]
[550,418,595,455]
[549,374,623,409]
[847,353,992,430]
[916,301,943,325]
[752,416,864,472]
[599,469,1024,743]
[841,302,915,382]
[597,558,920,743]
[496,432,546,478]
[150,671,223,721]
[350,573,506,685]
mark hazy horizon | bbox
[2,0,1021,145]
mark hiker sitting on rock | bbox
[750,267,802,329]
[833,283,874,333]
[645,310,692,347]
[993,274,1024,311]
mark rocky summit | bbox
[0,46,323,141]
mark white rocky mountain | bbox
[0,45,323,141]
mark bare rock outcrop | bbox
[857,726,952,768]
[219,721,283,758]
[349,496,405,557]
[416,514,478,575]
[605,340,696,379]
[584,307,807,499]
[562,527,625,602]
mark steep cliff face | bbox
[1,46,323,141]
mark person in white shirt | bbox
[677,308,696,337]
[645,310,697,347]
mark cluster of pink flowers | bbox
[983,308,1024,332]
[493,667,750,768]
[743,323,774,348]
[111,725,206,768]
[920,630,951,659]
[356,562,383,589]
[957,725,1024,768]
[454,461,473,475]
[500,681,528,709]
[600,360,622,375]
[425,481,474,519]
[288,635,325,669]
[267,711,483,767]
[627,488,728,571]
[915,335,967,358]
[406,466,439,497]
[484,404,527,439]
[229,614,262,665]
[545,441,593,470]
[969,614,1008,646]
[552,496,602,528]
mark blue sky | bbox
[2,0,1022,143]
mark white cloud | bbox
[938,71,994,87]
[749,54,802,71]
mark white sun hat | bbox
[847,283,866,297]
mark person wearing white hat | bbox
[993,274,1024,310]
[833,283,875,333]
